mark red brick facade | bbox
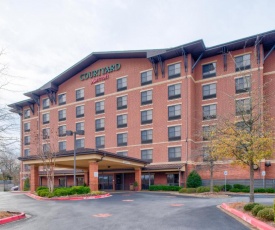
[11,31,275,189]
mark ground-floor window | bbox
[142,174,154,189]
[167,174,179,186]
[59,178,66,187]
[77,177,84,186]
[99,175,113,190]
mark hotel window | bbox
[202,125,216,141]
[59,178,66,187]
[24,149,30,157]
[167,174,179,186]
[168,83,181,100]
[202,104,216,120]
[141,129,153,144]
[58,125,66,137]
[59,141,66,151]
[24,109,31,119]
[95,83,104,97]
[235,54,251,72]
[141,109,152,124]
[76,122,84,132]
[76,88,84,101]
[58,93,66,105]
[117,114,127,128]
[141,90,152,105]
[236,121,250,132]
[168,125,181,141]
[76,105,84,118]
[168,104,181,120]
[58,109,66,121]
[24,123,30,132]
[117,77,127,91]
[141,70,152,86]
[96,136,105,148]
[168,147,181,162]
[42,113,50,124]
[42,98,50,109]
[236,98,251,116]
[235,76,251,94]
[202,83,216,100]
[202,147,210,162]
[95,118,105,132]
[168,63,181,79]
[77,177,84,186]
[76,139,84,149]
[95,101,104,114]
[202,63,216,79]
[117,151,128,157]
[42,128,50,139]
[43,144,50,153]
[141,149,152,163]
[117,95,127,110]
[117,133,127,146]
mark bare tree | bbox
[32,127,58,193]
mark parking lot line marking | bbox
[122,200,134,202]
[170,204,184,207]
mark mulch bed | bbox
[0,211,17,219]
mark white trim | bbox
[140,88,153,93]
[167,124,182,128]
[167,103,182,107]
[201,81,217,86]
[140,69,153,74]
[202,102,217,107]
[234,52,252,58]
[167,61,182,66]
[75,87,85,91]
[167,81,182,86]
[116,94,128,98]
[116,75,128,80]
[201,60,217,66]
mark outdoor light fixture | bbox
[66,130,85,186]
[265,161,271,167]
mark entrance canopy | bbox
[18,148,148,171]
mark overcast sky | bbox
[0,0,275,106]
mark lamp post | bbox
[66,130,85,186]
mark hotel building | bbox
[9,30,275,192]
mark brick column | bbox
[84,171,89,186]
[30,165,39,193]
[89,162,98,191]
[135,168,142,191]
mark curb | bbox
[25,193,112,201]
[0,212,26,225]
[221,203,275,230]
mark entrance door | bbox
[115,174,123,190]
[99,175,113,190]
[142,174,154,189]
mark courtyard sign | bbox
[80,63,121,81]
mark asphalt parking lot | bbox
[1,191,272,230]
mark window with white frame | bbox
[76,122,84,132]
[117,133,127,146]
[76,105,84,118]
[168,104,181,120]
[96,136,105,148]
[42,113,50,124]
[24,123,30,132]
[117,151,128,157]
[76,139,85,149]
[42,128,50,139]
[58,109,66,121]
[58,125,66,137]
[24,109,31,119]
[141,149,152,163]
[168,126,181,141]
[168,147,181,162]
[141,109,152,124]
[235,76,251,94]
[42,98,50,109]
[141,129,153,144]
[117,95,127,110]
[59,141,66,151]
[58,93,66,105]
[236,98,251,116]
[202,63,216,79]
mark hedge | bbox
[257,208,274,221]
[149,185,182,191]
[36,186,91,197]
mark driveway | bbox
[0,191,271,230]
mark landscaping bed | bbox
[0,211,14,219]
[228,202,275,228]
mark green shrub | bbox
[257,208,274,221]
[90,191,106,196]
[23,178,30,191]
[187,170,202,188]
[241,188,249,193]
[243,203,260,211]
[213,185,221,192]
[229,188,240,192]
[220,184,232,191]
[53,188,70,197]
[233,184,248,190]
[179,188,196,193]
[38,190,50,197]
[252,204,266,216]
[254,188,266,193]
[36,186,48,192]
[149,185,182,191]
[70,186,91,194]
[266,188,275,193]
[196,186,210,193]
